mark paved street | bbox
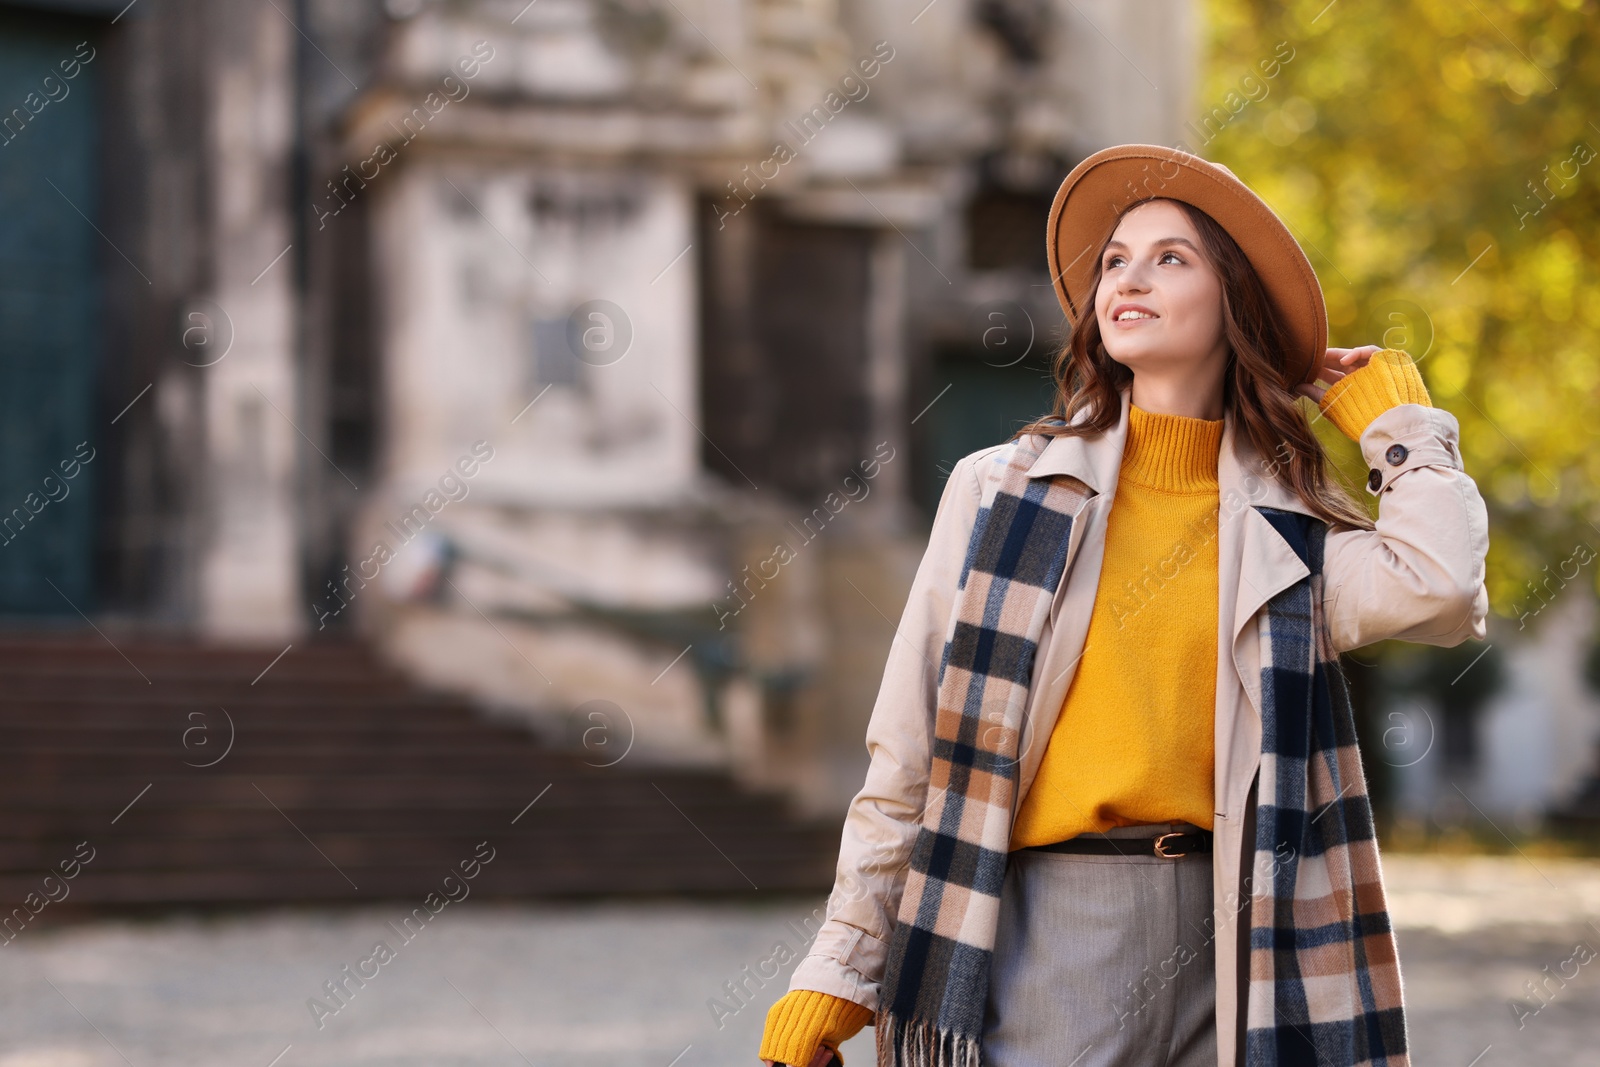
[1380,854,1600,1065]
[0,854,1594,1067]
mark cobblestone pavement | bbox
[0,854,1594,1067]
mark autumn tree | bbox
[1199,0,1600,629]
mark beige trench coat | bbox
[787,383,1490,1067]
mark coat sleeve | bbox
[785,450,986,1013]
[1322,402,1490,653]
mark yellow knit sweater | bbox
[757,351,1430,1066]
[1008,400,1224,846]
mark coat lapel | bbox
[1013,390,1125,798]
[1216,407,1319,724]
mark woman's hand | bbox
[1295,344,1383,405]
[761,1044,840,1067]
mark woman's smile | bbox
[1108,302,1160,327]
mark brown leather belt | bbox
[1024,829,1213,858]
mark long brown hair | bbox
[1016,197,1375,532]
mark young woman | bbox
[758,144,1488,1067]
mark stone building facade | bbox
[0,0,1198,816]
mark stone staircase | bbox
[0,633,839,913]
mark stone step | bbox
[0,633,837,906]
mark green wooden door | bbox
[919,337,1058,512]
[0,9,102,615]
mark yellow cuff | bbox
[759,989,874,1066]
[1317,348,1432,440]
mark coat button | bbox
[1385,443,1408,466]
[1367,468,1383,492]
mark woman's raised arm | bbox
[1311,349,1490,652]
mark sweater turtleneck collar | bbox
[1120,402,1224,493]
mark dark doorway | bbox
[0,8,104,616]
[698,196,875,500]
[917,340,1057,510]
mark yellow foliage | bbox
[1203,0,1600,623]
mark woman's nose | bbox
[1117,258,1153,291]
[1118,268,1151,293]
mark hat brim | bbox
[1046,144,1327,388]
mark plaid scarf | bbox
[1245,508,1409,1066]
[876,430,1410,1067]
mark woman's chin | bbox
[1103,345,1157,373]
[1105,342,1209,377]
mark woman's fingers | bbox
[1327,344,1382,371]
[1298,344,1387,401]
[1310,344,1383,388]
[756,1047,834,1067]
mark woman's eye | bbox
[1105,251,1183,268]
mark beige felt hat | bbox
[1046,143,1328,387]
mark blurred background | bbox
[0,0,1597,1063]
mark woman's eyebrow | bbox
[1103,237,1202,253]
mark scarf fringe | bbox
[876,1011,985,1067]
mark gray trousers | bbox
[981,820,1218,1067]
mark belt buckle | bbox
[1152,831,1186,858]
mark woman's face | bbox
[1093,199,1229,379]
